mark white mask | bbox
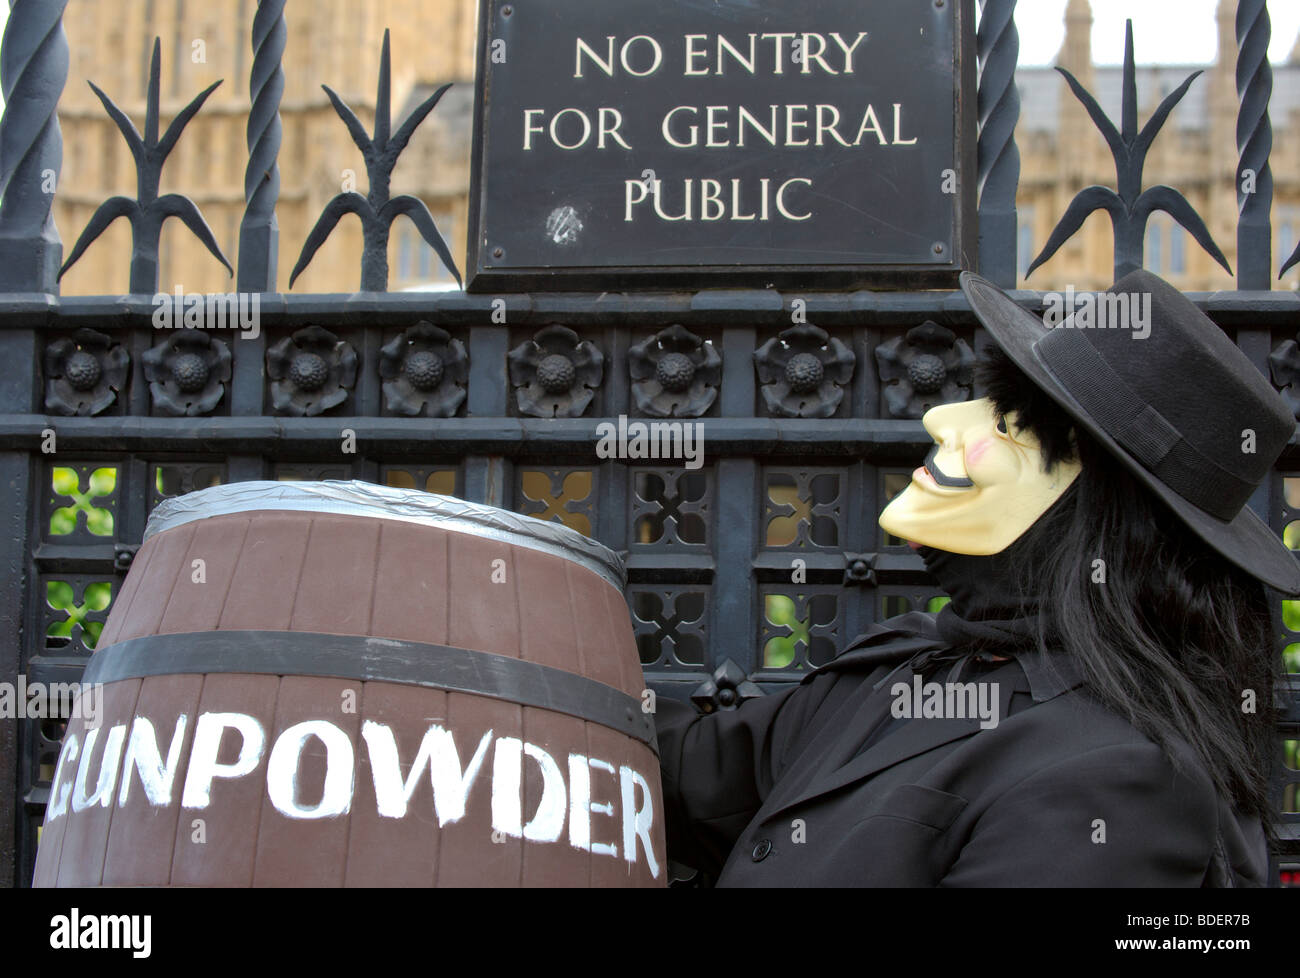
[878,397,1082,555]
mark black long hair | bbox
[978,346,1279,827]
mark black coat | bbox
[654,612,1268,887]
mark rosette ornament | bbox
[875,321,975,419]
[378,322,468,417]
[44,329,129,416]
[141,332,231,416]
[754,324,854,418]
[266,325,358,416]
[507,325,603,418]
[628,324,720,418]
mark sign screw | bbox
[502,4,513,16]
[492,246,505,259]
[932,242,946,255]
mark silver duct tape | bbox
[145,480,627,591]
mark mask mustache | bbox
[923,445,974,488]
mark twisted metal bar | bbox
[976,0,1020,288]
[0,0,68,293]
[238,0,286,292]
[1236,0,1273,289]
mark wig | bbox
[975,345,1279,828]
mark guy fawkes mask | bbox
[879,397,1082,554]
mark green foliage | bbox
[764,595,806,669]
[1283,602,1300,673]
[1284,522,1300,551]
[765,593,950,669]
[46,580,112,648]
[50,467,116,536]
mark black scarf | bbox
[916,529,1055,655]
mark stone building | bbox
[55,0,477,296]
[1017,0,1300,292]
[51,0,1300,295]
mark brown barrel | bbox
[33,481,665,887]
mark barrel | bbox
[33,481,665,887]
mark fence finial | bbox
[289,29,460,292]
[58,38,231,294]
[1027,20,1231,281]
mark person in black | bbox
[653,270,1297,886]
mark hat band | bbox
[1033,328,1257,522]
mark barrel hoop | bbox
[82,630,658,754]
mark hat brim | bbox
[960,271,1300,596]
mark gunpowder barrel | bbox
[33,481,665,887]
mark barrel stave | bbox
[287,518,382,636]
[53,679,142,886]
[101,673,203,885]
[435,693,523,886]
[117,521,198,641]
[343,682,446,888]
[158,516,252,634]
[215,513,313,633]
[369,520,450,645]
[169,674,279,886]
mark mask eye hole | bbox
[995,414,1009,435]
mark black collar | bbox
[1008,644,1086,702]
[823,611,1085,704]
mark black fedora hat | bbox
[960,268,1300,595]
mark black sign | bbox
[466,0,976,292]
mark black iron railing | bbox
[0,0,1295,887]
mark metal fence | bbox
[0,0,1296,887]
